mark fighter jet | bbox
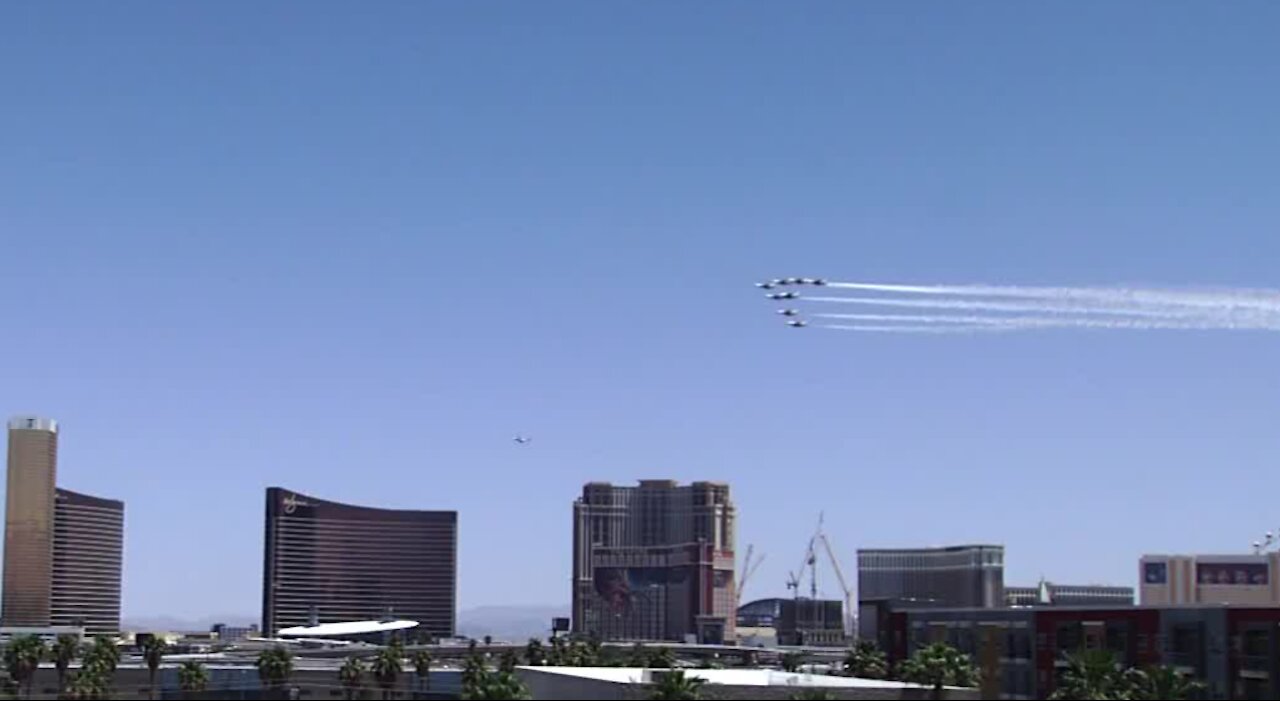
[786,277,805,285]
[811,278,827,286]
[777,309,799,316]
[756,281,775,290]
[766,292,798,300]
[513,435,532,445]
[787,320,807,327]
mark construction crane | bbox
[736,544,765,609]
[786,514,857,638]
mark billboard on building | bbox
[1196,562,1268,586]
[1143,562,1168,585]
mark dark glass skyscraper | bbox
[261,487,457,637]
[51,488,124,635]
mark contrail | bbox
[822,324,1007,334]
[801,296,1241,319]
[826,281,1280,313]
[815,312,1280,331]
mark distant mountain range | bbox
[123,604,569,641]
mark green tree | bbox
[843,640,888,679]
[67,665,110,700]
[781,651,805,673]
[339,656,367,700]
[178,660,210,699]
[462,669,532,700]
[648,670,705,700]
[143,635,168,699]
[1048,649,1130,701]
[628,643,649,667]
[648,646,676,669]
[371,645,403,700]
[3,635,45,699]
[899,643,979,700]
[52,634,80,693]
[87,637,119,675]
[411,650,432,694]
[461,653,488,693]
[499,650,519,674]
[523,638,545,666]
[790,690,835,701]
[1126,665,1204,700]
[255,645,295,699]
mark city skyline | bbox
[3,2,1279,619]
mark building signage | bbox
[1196,562,1268,586]
[1143,562,1168,585]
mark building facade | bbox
[875,602,1280,700]
[1005,580,1134,607]
[572,480,736,643]
[3,417,59,627]
[261,487,457,638]
[857,545,1005,610]
[50,488,124,635]
[1141,553,1280,605]
[736,597,845,646]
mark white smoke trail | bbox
[822,324,1005,334]
[802,295,1238,319]
[815,312,1280,331]
[826,281,1280,314]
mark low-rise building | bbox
[1004,580,1134,607]
[873,602,1280,700]
[1141,553,1280,605]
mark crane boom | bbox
[818,533,855,637]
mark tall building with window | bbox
[857,545,1005,610]
[572,480,736,643]
[262,487,458,638]
[1140,553,1280,605]
[3,417,59,627]
[2,417,124,635]
[51,489,124,635]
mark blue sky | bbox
[2,3,1278,619]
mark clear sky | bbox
[2,3,1278,620]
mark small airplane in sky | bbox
[787,320,807,327]
[777,309,799,316]
[513,435,532,445]
[767,292,798,300]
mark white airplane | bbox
[756,282,775,290]
[513,435,532,445]
[777,309,799,316]
[787,320,807,328]
[766,292,798,300]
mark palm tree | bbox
[843,640,888,679]
[88,637,119,675]
[52,633,80,693]
[1127,665,1204,700]
[256,645,294,699]
[143,635,168,699]
[178,660,210,699]
[412,650,432,694]
[899,643,979,700]
[3,635,46,699]
[647,646,676,669]
[499,650,519,673]
[68,664,110,700]
[462,669,532,700]
[1048,649,1130,700]
[523,638,545,666]
[781,651,805,673]
[371,646,403,700]
[462,653,488,696]
[339,656,367,700]
[648,670,705,700]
